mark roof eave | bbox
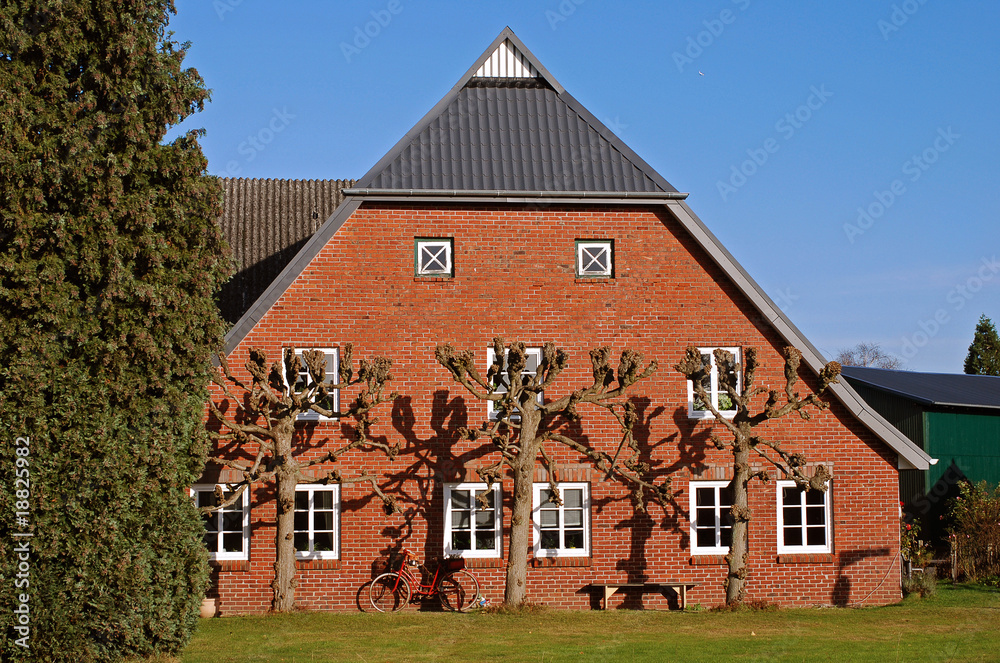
[342,188,689,201]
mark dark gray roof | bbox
[217,178,354,323]
[842,366,1000,410]
[352,27,676,195]
[360,83,669,193]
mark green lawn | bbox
[182,583,1000,662]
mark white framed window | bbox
[294,484,339,560]
[486,346,543,420]
[690,480,734,555]
[532,482,590,558]
[776,480,832,554]
[191,484,250,561]
[415,238,453,276]
[576,240,613,277]
[283,347,340,420]
[444,483,502,558]
[686,347,740,419]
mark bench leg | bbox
[679,585,687,610]
[602,586,616,610]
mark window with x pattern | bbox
[575,240,613,277]
[415,238,453,276]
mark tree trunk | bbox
[725,442,752,605]
[272,428,299,612]
[505,408,542,606]
[505,454,534,605]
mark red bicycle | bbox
[369,548,480,612]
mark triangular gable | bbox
[351,27,677,195]
[474,38,539,79]
[223,29,934,472]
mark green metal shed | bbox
[842,366,1000,526]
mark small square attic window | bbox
[576,240,613,277]
[415,238,453,277]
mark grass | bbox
[180,582,1000,662]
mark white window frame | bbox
[690,480,734,555]
[686,347,740,419]
[294,484,340,560]
[191,484,250,561]
[486,346,543,420]
[776,480,832,554]
[415,238,453,276]
[443,483,502,558]
[576,240,613,277]
[282,347,340,421]
[532,482,591,558]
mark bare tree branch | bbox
[675,344,839,605]
[205,346,401,612]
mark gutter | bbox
[342,188,690,200]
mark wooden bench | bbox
[589,582,698,610]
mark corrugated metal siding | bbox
[369,85,666,193]
[925,410,1000,487]
[216,178,355,323]
[846,380,925,447]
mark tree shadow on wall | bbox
[587,399,697,609]
[603,404,735,609]
[831,547,892,607]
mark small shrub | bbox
[900,510,933,567]
[946,481,1000,582]
[979,575,1000,589]
[902,568,938,598]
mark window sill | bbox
[413,276,454,282]
[531,556,592,568]
[574,277,613,284]
[296,559,341,570]
[688,412,737,421]
[463,557,504,569]
[777,553,834,564]
[689,555,727,566]
[209,560,250,572]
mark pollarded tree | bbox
[207,345,400,612]
[675,346,840,606]
[436,338,672,606]
[964,314,1000,376]
[0,2,228,660]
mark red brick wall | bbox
[206,202,901,613]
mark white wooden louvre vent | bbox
[474,39,539,79]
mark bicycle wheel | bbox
[438,570,480,612]
[369,572,411,612]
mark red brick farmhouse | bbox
[200,28,933,614]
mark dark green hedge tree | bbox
[964,314,1000,376]
[0,2,229,660]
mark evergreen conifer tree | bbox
[964,315,1000,376]
[0,2,229,659]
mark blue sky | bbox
[167,0,999,373]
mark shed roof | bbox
[842,366,1000,410]
[216,178,354,323]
